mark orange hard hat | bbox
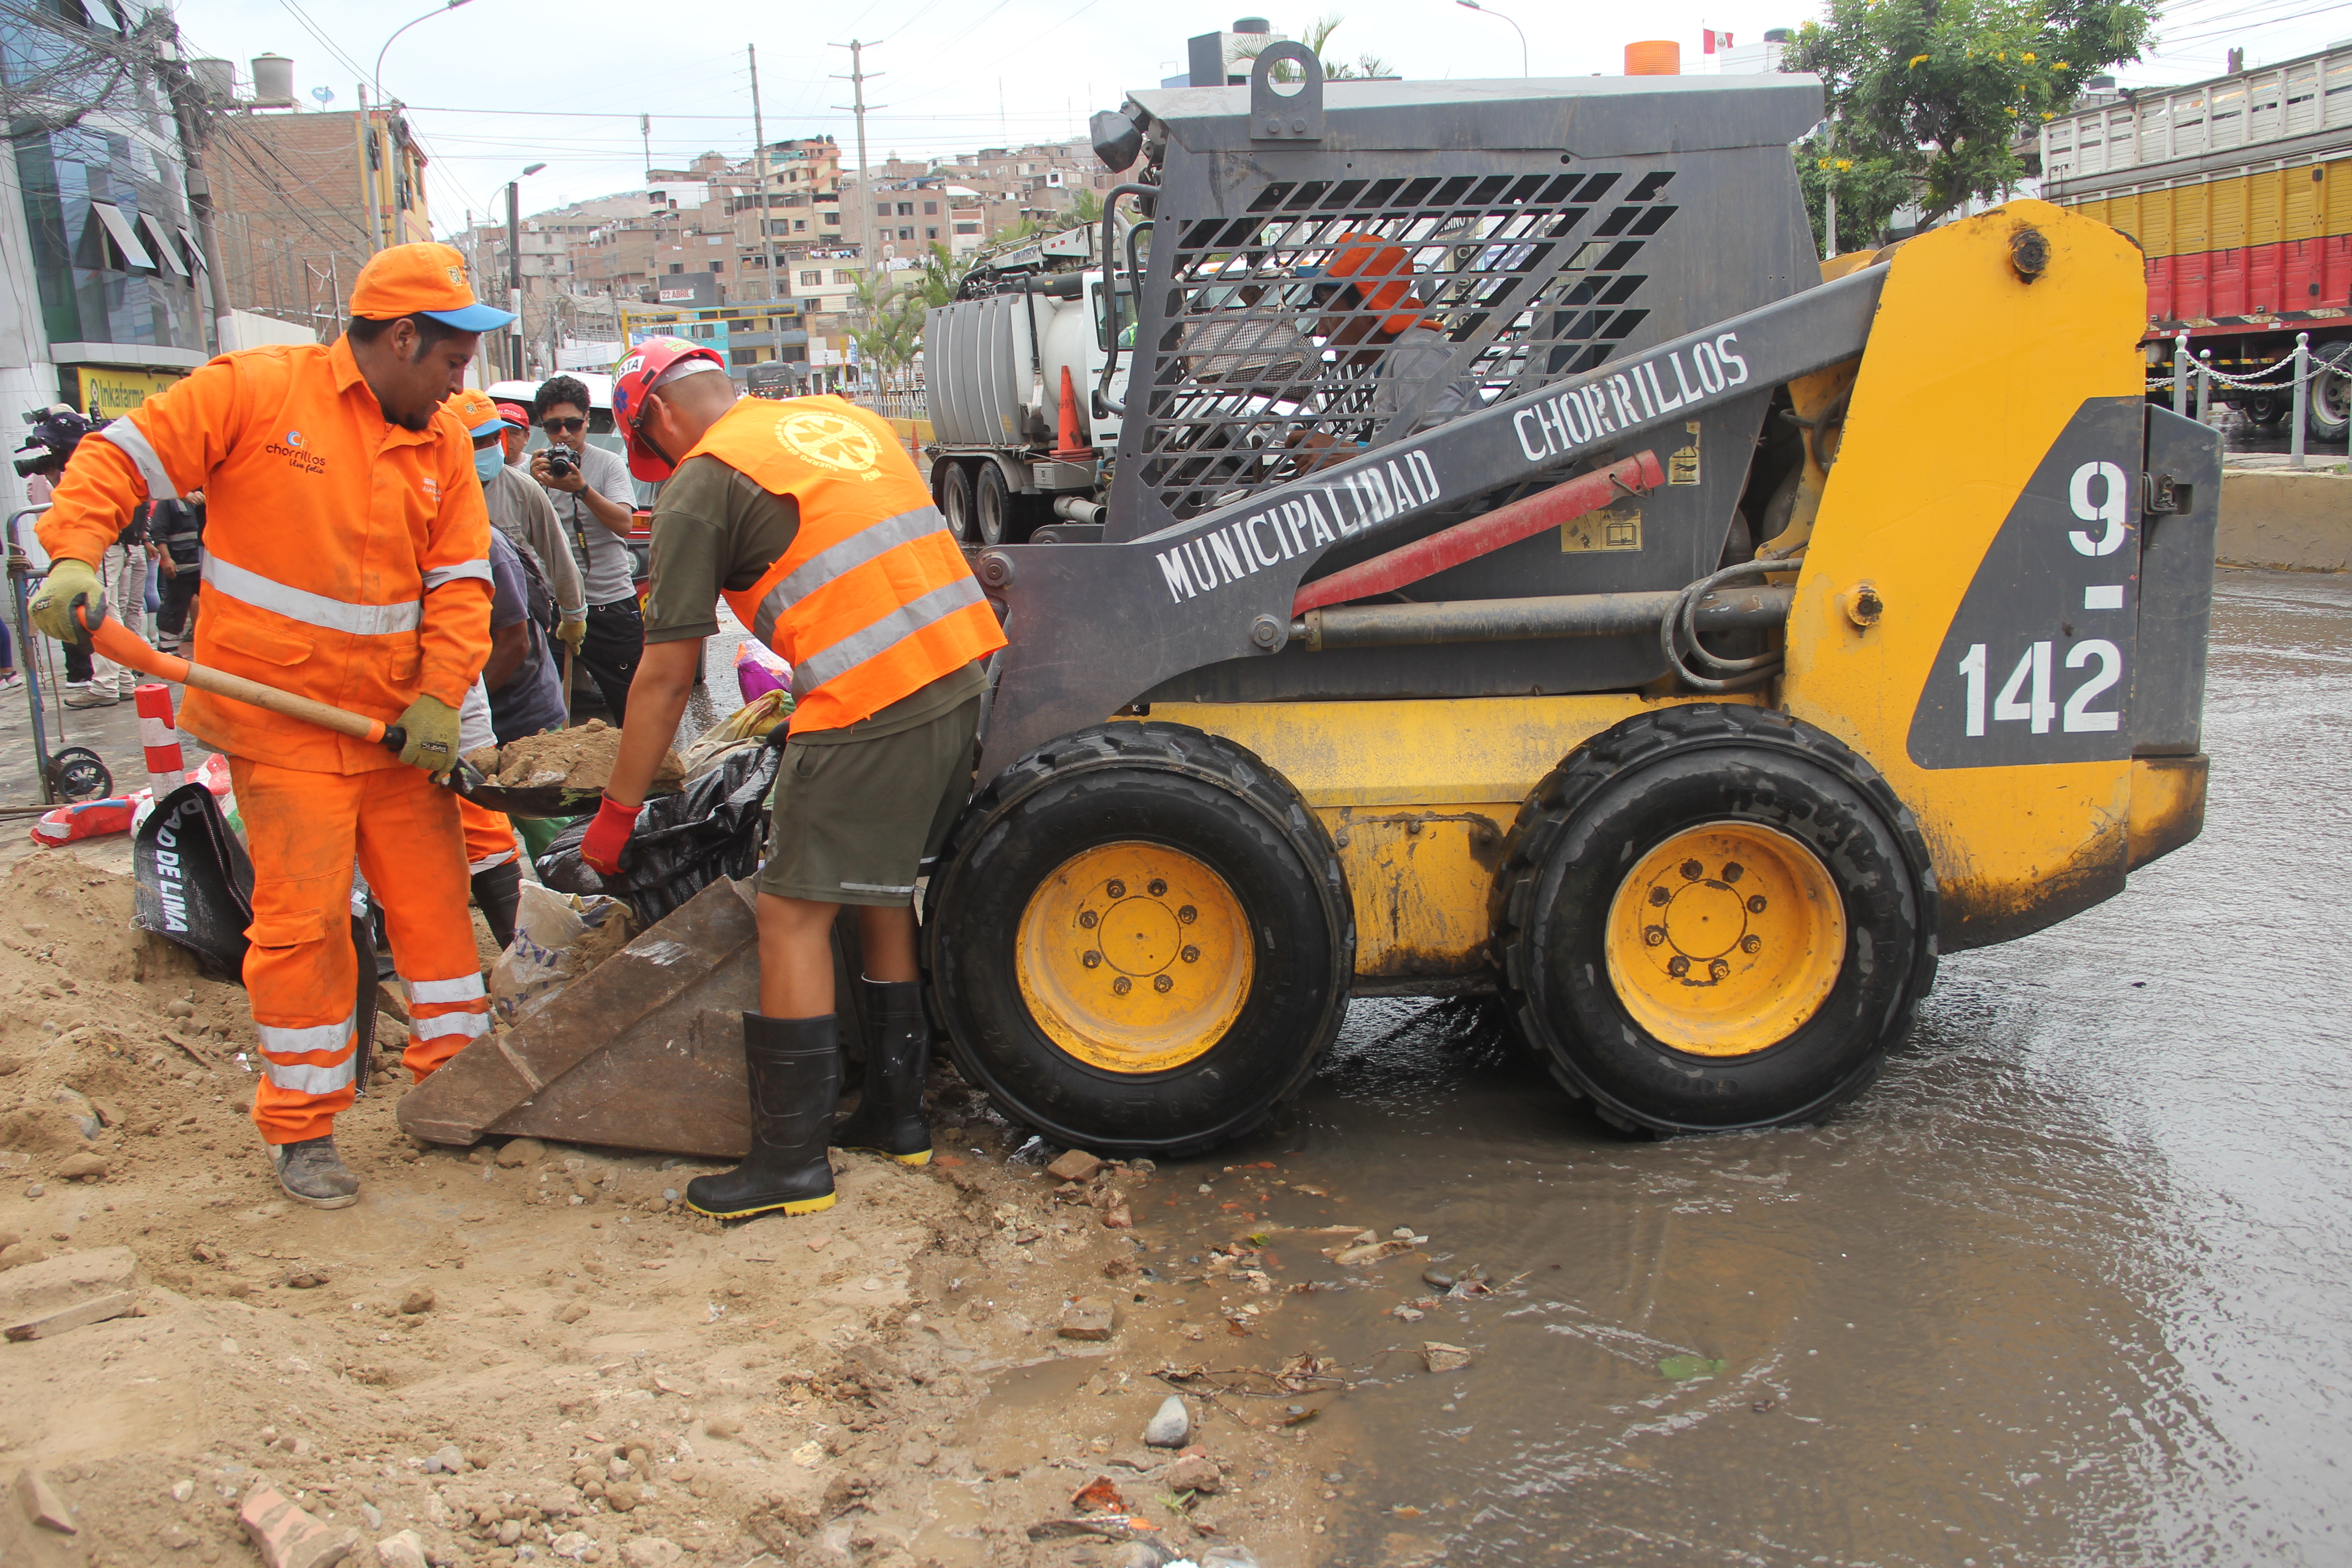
[1325,232,1425,333]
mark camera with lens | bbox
[544,447,577,480]
[13,407,92,478]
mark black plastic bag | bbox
[133,781,255,977]
[539,739,781,926]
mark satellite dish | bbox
[310,85,335,108]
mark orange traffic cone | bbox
[1052,365,1093,460]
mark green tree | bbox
[1785,0,2153,245]
[1235,15,1393,81]
[845,269,923,392]
[1054,186,1103,230]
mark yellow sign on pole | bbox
[63,366,185,421]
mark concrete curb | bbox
[2218,469,2351,573]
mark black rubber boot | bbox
[471,862,523,953]
[685,1013,840,1219]
[831,977,933,1165]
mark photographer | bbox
[529,375,641,721]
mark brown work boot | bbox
[271,1134,359,1209]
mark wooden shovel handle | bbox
[82,607,389,745]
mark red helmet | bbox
[612,336,729,481]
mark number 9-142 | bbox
[1956,640,2122,736]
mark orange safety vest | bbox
[694,396,1004,733]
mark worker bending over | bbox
[582,338,1004,1219]
[31,243,510,1210]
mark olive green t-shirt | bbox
[645,453,986,743]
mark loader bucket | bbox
[397,877,872,1158]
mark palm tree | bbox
[1233,15,1393,81]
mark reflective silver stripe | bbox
[410,1009,490,1041]
[257,1017,355,1056]
[205,556,422,635]
[263,1054,358,1095]
[424,559,492,589]
[793,577,986,694]
[839,881,916,895]
[468,848,517,874]
[402,972,486,1004]
[750,506,946,647]
[90,420,180,501]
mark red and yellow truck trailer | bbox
[2042,47,2352,436]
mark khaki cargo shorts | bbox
[757,696,981,906]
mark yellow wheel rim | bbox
[1016,842,1254,1074]
[1603,821,1846,1058]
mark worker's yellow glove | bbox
[28,557,101,644]
[393,694,463,777]
[557,615,587,655]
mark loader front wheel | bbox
[1493,704,1937,1135]
[925,724,1353,1157]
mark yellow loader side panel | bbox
[1781,201,2150,948]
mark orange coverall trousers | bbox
[459,797,517,874]
[231,758,491,1145]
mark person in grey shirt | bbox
[531,375,642,721]
[484,402,586,657]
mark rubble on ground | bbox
[468,721,683,794]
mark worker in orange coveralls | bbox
[29,243,513,1210]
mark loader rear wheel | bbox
[936,462,975,541]
[925,724,1352,1156]
[1492,704,1938,1135]
[975,462,1013,545]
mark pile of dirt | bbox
[0,853,1329,1568]
[470,722,683,794]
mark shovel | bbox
[73,598,610,818]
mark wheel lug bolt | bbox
[1722,862,1744,883]
[1740,935,1762,954]
[1181,945,1200,962]
[1648,886,1671,907]
[1079,910,1098,928]
[1082,951,1102,968]
[1148,878,1167,897]
[1680,859,1704,881]
[1747,895,1768,913]
[1153,974,1173,993]
[1177,905,1197,923]
[1112,976,1132,996]
[1106,880,1126,898]
[1643,925,1666,946]
[1708,958,1730,981]
[1667,955,1691,977]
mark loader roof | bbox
[1127,73,1826,159]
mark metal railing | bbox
[859,390,929,422]
[2149,329,2338,467]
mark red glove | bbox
[580,794,642,877]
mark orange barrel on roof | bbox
[1625,39,1680,74]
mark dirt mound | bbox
[473,721,683,794]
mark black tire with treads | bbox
[935,461,975,541]
[923,723,1353,1157]
[1490,704,1939,1135]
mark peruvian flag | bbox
[1702,28,1733,52]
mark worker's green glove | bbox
[28,557,101,644]
[394,694,463,777]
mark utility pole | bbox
[357,86,384,254]
[749,43,785,353]
[640,114,652,179]
[830,40,883,287]
[507,178,524,378]
[1822,110,1838,260]
[160,39,239,353]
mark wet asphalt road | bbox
[1176,569,2350,1565]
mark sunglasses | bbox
[541,418,586,435]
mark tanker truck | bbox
[922,222,1136,544]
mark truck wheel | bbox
[2306,343,2352,442]
[925,724,1353,1157]
[975,462,1014,545]
[1491,704,1938,1135]
[936,462,975,541]
[2242,392,2287,427]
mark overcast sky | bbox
[171,0,2352,240]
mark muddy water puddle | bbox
[1112,573,2352,1565]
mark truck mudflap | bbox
[1778,203,2222,952]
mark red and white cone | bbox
[134,683,185,792]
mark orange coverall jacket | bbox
[39,338,492,773]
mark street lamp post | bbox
[373,0,475,106]
[1454,0,1529,76]
[508,162,546,380]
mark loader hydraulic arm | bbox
[975,261,1891,786]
